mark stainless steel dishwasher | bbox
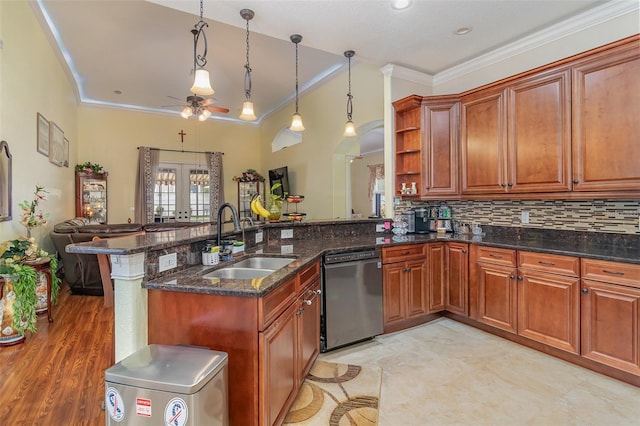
[321,249,383,352]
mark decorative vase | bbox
[268,202,281,221]
[0,274,26,346]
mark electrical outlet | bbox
[281,229,293,239]
[376,224,385,232]
[158,253,177,272]
[521,210,530,224]
[255,231,263,244]
[281,244,294,254]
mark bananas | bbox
[250,194,270,219]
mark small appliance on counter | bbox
[413,207,430,234]
[400,210,415,233]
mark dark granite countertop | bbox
[144,229,638,298]
[66,220,638,298]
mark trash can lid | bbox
[105,344,228,394]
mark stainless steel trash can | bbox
[105,344,228,425]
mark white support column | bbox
[110,252,146,362]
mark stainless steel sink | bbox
[232,257,297,270]
[202,256,297,280]
[203,267,275,280]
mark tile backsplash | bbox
[400,199,640,235]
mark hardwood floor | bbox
[0,283,112,425]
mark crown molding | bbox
[434,0,640,86]
[380,64,433,86]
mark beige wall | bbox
[258,61,384,220]
[77,107,261,223]
[0,1,78,252]
[351,152,384,218]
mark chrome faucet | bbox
[216,203,242,248]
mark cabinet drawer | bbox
[475,246,517,266]
[582,259,640,289]
[259,277,297,331]
[296,261,320,292]
[383,244,424,264]
[518,251,579,277]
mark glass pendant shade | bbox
[344,120,357,137]
[181,106,193,119]
[239,101,257,121]
[198,109,212,121]
[290,113,305,131]
[191,69,214,96]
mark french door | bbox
[154,162,211,222]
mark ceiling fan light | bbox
[180,106,193,119]
[191,69,214,96]
[344,120,357,137]
[290,113,305,132]
[198,109,212,121]
[239,101,257,121]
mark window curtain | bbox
[134,147,159,224]
[206,152,224,218]
[368,163,384,201]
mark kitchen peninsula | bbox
[67,219,640,425]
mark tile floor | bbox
[318,318,640,426]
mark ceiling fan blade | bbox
[205,106,229,114]
[199,98,215,106]
[160,104,186,108]
[167,95,187,103]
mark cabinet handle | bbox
[517,276,523,281]
[461,249,467,254]
[538,260,555,266]
[573,179,579,184]
[500,183,506,188]
[401,251,411,256]
[507,182,513,187]
[304,289,320,305]
[509,275,515,280]
[297,307,304,316]
[602,269,624,276]
[489,254,503,259]
[582,288,588,294]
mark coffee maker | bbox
[413,207,430,234]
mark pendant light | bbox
[189,0,214,96]
[239,9,257,121]
[289,34,305,132]
[343,50,356,137]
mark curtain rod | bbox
[137,147,223,155]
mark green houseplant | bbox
[0,238,60,336]
[267,183,285,220]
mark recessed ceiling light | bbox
[454,26,473,35]
[391,0,413,10]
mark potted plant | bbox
[19,186,48,238]
[75,161,104,174]
[0,238,60,345]
[267,183,285,220]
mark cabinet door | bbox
[75,172,108,223]
[446,243,469,316]
[572,43,640,191]
[426,243,445,313]
[423,98,459,196]
[518,270,580,353]
[581,279,640,375]
[297,279,320,384]
[476,263,518,334]
[507,68,572,193]
[461,88,508,194]
[260,303,297,426]
[405,259,428,318]
[383,263,405,326]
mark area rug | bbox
[283,360,382,426]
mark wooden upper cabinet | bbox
[572,41,640,192]
[393,95,423,198]
[422,97,460,197]
[460,87,508,194]
[507,67,572,193]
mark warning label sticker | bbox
[136,397,152,417]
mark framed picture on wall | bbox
[37,113,49,156]
[63,138,69,167]
[49,121,64,167]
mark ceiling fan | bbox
[164,95,230,120]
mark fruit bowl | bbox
[285,195,304,203]
[283,212,306,221]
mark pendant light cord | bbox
[244,17,252,100]
[295,41,300,114]
[346,54,353,121]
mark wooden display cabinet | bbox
[75,171,108,224]
[393,95,423,198]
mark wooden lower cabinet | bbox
[475,261,518,334]
[260,303,298,426]
[445,242,469,316]
[581,258,640,376]
[426,243,445,313]
[148,261,321,426]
